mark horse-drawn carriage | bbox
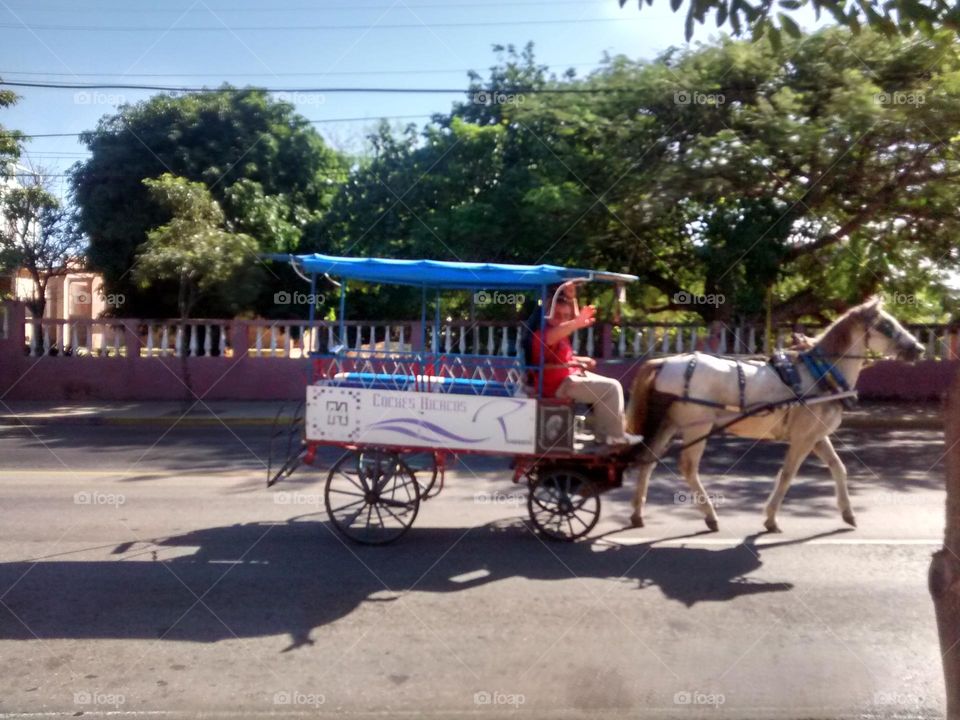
[266,254,640,544]
[266,253,926,543]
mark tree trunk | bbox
[28,276,47,354]
[931,369,960,718]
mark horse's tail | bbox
[626,359,667,438]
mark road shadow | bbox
[0,519,842,651]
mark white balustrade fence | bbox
[19,316,960,361]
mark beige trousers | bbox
[555,371,626,442]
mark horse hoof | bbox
[630,513,644,528]
[842,510,857,527]
[764,519,781,533]
[705,518,719,532]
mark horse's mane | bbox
[810,298,878,356]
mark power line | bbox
[5,113,436,139]
[1,0,611,9]
[2,80,621,94]
[0,17,638,31]
[0,62,601,79]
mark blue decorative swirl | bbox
[367,418,489,444]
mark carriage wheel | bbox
[267,399,305,487]
[403,451,440,498]
[325,449,421,545]
[527,468,600,542]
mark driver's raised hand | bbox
[575,305,597,328]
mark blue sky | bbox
[1,0,823,199]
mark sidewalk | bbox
[0,399,945,430]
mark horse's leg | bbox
[677,430,718,531]
[763,435,819,533]
[629,423,677,528]
[812,435,855,527]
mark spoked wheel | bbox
[403,451,440,498]
[325,449,421,544]
[527,468,600,542]
[267,399,305,487]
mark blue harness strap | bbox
[799,348,857,409]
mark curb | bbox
[0,416,294,428]
[0,415,943,431]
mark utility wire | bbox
[0,62,601,78]
[5,114,436,139]
[3,0,610,9]
[0,17,638,31]
[1,80,624,93]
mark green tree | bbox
[618,0,960,45]
[133,174,257,320]
[0,175,83,321]
[318,32,960,324]
[0,87,22,178]
[71,87,347,317]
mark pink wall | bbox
[1,302,956,402]
[600,358,959,402]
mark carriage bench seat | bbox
[325,372,519,397]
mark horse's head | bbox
[859,296,925,362]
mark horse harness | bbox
[682,353,748,412]
[680,348,858,413]
[795,347,858,409]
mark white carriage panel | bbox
[306,386,537,454]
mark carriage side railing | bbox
[18,315,960,361]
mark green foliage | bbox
[133,174,258,319]
[315,31,960,323]
[71,87,347,317]
[0,179,84,318]
[0,85,23,177]
[618,0,960,43]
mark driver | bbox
[528,283,642,447]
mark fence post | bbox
[123,319,140,366]
[601,323,613,359]
[7,301,25,349]
[409,321,424,351]
[231,321,250,359]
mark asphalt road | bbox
[0,423,948,719]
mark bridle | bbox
[862,315,913,361]
[811,314,913,362]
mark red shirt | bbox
[531,330,576,397]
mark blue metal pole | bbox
[339,280,347,349]
[538,283,547,397]
[309,272,317,353]
[420,285,427,353]
[434,288,441,355]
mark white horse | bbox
[625,297,924,533]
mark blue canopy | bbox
[271,253,638,289]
